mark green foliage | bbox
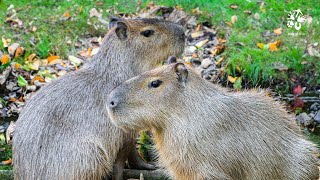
[137,131,154,162]
[17,75,28,87]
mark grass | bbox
[1,0,319,92]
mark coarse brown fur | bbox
[107,63,319,180]
[13,18,185,180]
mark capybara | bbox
[107,62,319,180]
[13,18,185,180]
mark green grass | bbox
[1,0,319,92]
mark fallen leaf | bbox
[8,97,17,102]
[2,159,12,165]
[8,43,20,56]
[48,59,63,65]
[47,56,60,63]
[228,75,238,83]
[32,26,37,32]
[14,63,21,69]
[30,59,40,70]
[68,55,83,66]
[210,45,225,55]
[292,96,304,110]
[215,57,225,66]
[17,75,28,87]
[31,75,45,84]
[244,10,252,15]
[269,43,278,51]
[231,15,238,24]
[2,37,11,48]
[195,39,208,48]
[63,11,71,18]
[254,13,260,20]
[6,121,15,144]
[269,40,281,51]
[1,54,10,64]
[218,38,227,43]
[293,84,303,96]
[27,54,36,62]
[191,31,204,38]
[273,28,282,35]
[14,47,24,58]
[195,24,202,31]
[89,8,102,18]
[230,4,238,9]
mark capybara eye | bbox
[148,80,162,88]
[140,30,154,37]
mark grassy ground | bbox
[1,0,319,92]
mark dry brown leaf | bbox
[47,56,60,63]
[2,158,12,165]
[195,24,202,31]
[28,53,37,61]
[244,10,252,15]
[191,31,204,38]
[231,15,238,24]
[273,28,282,35]
[225,21,233,27]
[8,43,20,56]
[31,75,45,84]
[195,39,208,48]
[215,57,225,66]
[14,47,24,58]
[218,38,227,43]
[48,59,63,65]
[2,37,11,48]
[210,45,225,56]
[230,4,238,9]
[30,60,40,70]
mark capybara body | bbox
[13,18,185,180]
[107,63,319,180]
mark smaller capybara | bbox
[107,61,319,180]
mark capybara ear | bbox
[109,16,120,29]
[174,63,188,86]
[115,21,128,41]
[167,56,177,64]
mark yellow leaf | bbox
[15,63,21,69]
[64,11,71,18]
[1,54,10,64]
[228,76,238,83]
[268,40,281,52]
[274,28,282,35]
[47,56,60,63]
[269,43,278,51]
[257,43,264,49]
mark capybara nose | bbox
[108,98,118,109]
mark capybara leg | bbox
[113,145,130,180]
[127,138,156,170]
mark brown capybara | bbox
[13,18,185,180]
[107,62,319,180]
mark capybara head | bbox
[106,17,186,69]
[107,61,200,131]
